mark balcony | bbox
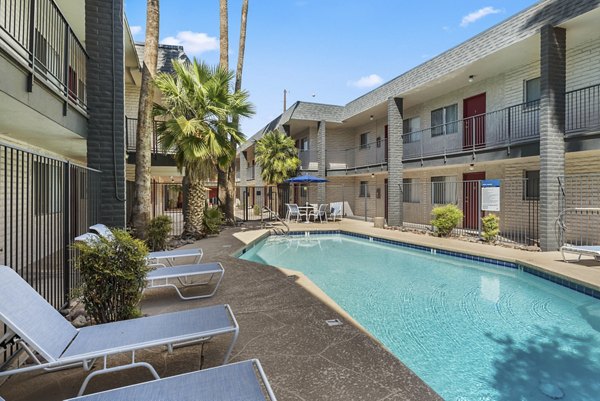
[298,149,318,171]
[126,117,174,155]
[402,84,600,162]
[0,0,87,112]
[327,138,387,173]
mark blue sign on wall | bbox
[481,179,500,188]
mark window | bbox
[376,136,382,148]
[523,170,540,200]
[300,137,309,151]
[524,77,541,105]
[34,161,63,215]
[431,104,458,137]
[403,178,420,203]
[360,133,369,149]
[431,176,456,204]
[359,181,370,198]
[402,117,421,143]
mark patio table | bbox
[298,206,313,223]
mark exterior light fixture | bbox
[370,115,374,121]
[371,173,375,178]
[469,163,475,171]
[468,75,475,83]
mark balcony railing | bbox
[246,165,255,180]
[298,149,318,171]
[402,101,540,161]
[0,0,87,111]
[125,117,174,155]
[327,138,388,171]
[566,84,600,133]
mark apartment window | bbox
[403,178,420,203]
[300,137,309,151]
[34,161,63,215]
[431,105,458,137]
[359,181,370,198]
[403,117,421,143]
[524,77,541,105]
[431,176,456,204]
[360,133,369,149]
[376,136,382,148]
[523,170,540,200]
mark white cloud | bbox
[347,74,384,89]
[130,25,142,37]
[460,6,502,27]
[161,31,218,55]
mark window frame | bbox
[523,170,540,201]
[359,133,369,150]
[431,176,456,205]
[402,178,420,203]
[431,105,458,137]
[402,117,422,143]
[359,180,370,198]
[524,77,541,106]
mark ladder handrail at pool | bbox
[261,206,289,236]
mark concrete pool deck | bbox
[0,225,441,401]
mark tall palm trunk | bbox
[182,173,206,239]
[131,0,159,239]
[217,0,230,217]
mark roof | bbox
[135,43,190,74]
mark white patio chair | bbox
[64,359,277,400]
[89,224,203,266]
[75,233,224,301]
[561,244,600,262]
[308,204,328,223]
[285,203,306,222]
[329,203,343,221]
[0,266,239,396]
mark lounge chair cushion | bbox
[146,263,223,280]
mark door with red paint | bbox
[463,172,485,230]
[463,93,486,150]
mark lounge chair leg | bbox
[77,361,160,396]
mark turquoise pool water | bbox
[240,233,600,401]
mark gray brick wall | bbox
[317,120,326,203]
[539,25,566,251]
[387,97,404,226]
[85,0,126,227]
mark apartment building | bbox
[237,0,600,251]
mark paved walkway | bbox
[0,225,440,401]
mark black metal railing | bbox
[1,141,100,364]
[402,101,540,161]
[326,138,388,171]
[566,84,600,133]
[0,0,87,111]
[125,117,173,155]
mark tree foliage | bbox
[255,130,301,185]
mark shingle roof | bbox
[135,43,190,74]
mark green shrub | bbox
[481,213,500,242]
[253,204,261,216]
[431,204,463,237]
[146,215,172,251]
[203,207,223,235]
[72,229,150,324]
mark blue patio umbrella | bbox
[285,175,328,205]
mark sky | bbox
[125,0,538,138]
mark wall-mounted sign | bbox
[481,179,500,211]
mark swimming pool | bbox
[239,233,600,401]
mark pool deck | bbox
[0,224,442,401]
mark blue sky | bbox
[125,0,537,137]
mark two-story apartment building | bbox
[237,0,600,251]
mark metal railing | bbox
[566,84,600,133]
[558,175,600,246]
[0,0,87,111]
[0,141,101,364]
[298,149,318,171]
[236,185,281,221]
[402,101,540,161]
[125,117,174,155]
[126,180,184,237]
[326,138,388,171]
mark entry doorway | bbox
[463,172,485,230]
[463,93,486,150]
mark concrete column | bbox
[239,151,247,184]
[539,25,566,251]
[85,0,126,227]
[317,120,327,203]
[387,97,404,226]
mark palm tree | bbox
[255,130,301,185]
[154,60,253,238]
[217,0,229,219]
[131,0,159,239]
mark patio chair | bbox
[89,224,202,266]
[64,359,277,401]
[75,233,224,301]
[561,244,600,263]
[329,203,343,221]
[0,266,239,396]
[285,203,306,222]
[308,204,328,223]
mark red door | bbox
[463,93,486,150]
[463,172,485,230]
[384,125,389,162]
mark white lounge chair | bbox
[561,244,600,262]
[64,359,277,401]
[75,233,224,300]
[308,204,328,223]
[89,224,202,266]
[0,266,239,396]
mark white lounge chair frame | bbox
[75,233,224,300]
[561,244,600,262]
[0,266,239,396]
[64,359,277,401]
[89,224,203,266]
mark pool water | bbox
[240,234,600,401]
